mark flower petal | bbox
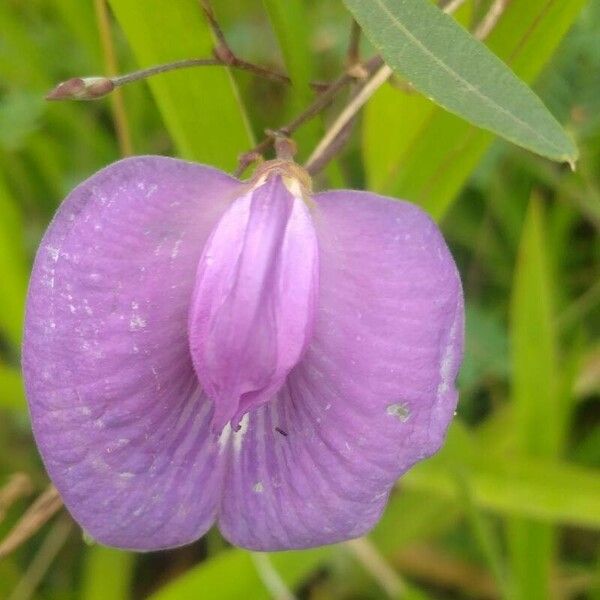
[188,175,319,431]
[218,190,463,550]
[23,156,242,550]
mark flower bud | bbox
[46,77,115,101]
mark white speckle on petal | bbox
[218,423,232,452]
[437,315,458,397]
[129,315,147,331]
[46,245,60,262]
[233,413,250,453]
[171,238,183,259]
[386,402,411,422]
[253,481,264,493]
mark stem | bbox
[112,57,220,86]
[440,0,469,14]
[305,64,392,173]
[234,55,384,177]
[474,0,510,40]
[250,553,296,600]
[346,20,362,67]
[47,0,305,102]
[199,0,290,85]
[0,486,63,559]
[198,0,229,51]
[8,516,72,600]
[345,537,405,599]
[0,474,33,523]
[93,0,133,156]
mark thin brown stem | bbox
[346,20,362,67]
[0,474,34,522]
[474,0,511,40]
[112,58,221,86]
[234,55,384,177]
[440,0,469,14]
[305,64,391,173]
[197,0,289,86]
[48,0,327,102]
[93,0,133,156]
[8,516,72,600]
[198,0,229,51]
[0,485,63,558]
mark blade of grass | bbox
[107,0,253,170]
[82,546,134,600]
[0,366,26,413]
[151,547,332,600]
[403,422,600,529]
[453,469,508,597]
[507,195,558,600]
[263,0,320,159]
[0,173,27,351]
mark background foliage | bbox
[0,0,598,598]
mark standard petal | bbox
[23,156,243,550]
[188,175,319,431]
[218,190,463,550]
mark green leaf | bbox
[403,422,600,530]
[459,302,509,393]
[0,365,26,412]
[510,197,559,457]
[0,172,27,350]
[82,546,134,600]
[107,0,253,170]
[152,547,332,600]
[362,0,586,219]
[344,0,576,164]
[454,469,508,596]
[507,196,561,600]
[262,0,320,158]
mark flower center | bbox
[187,164,319,432]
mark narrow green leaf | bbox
[362,0,586,219]
[0,365,26,412]
[403,422,600,529]
[454,470,509,597]
[0,172,27,350]
[511,197,558,457]
[362,0,474,194]
[507,196,560,600]
[107,0,253,170]
[262,0,320,158]
[459,302,509,394]
[152,547,331,600]
[344,0,576,163]
[82,546,134,600]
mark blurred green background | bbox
[1,0,599,598]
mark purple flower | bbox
[23,156,463,551]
